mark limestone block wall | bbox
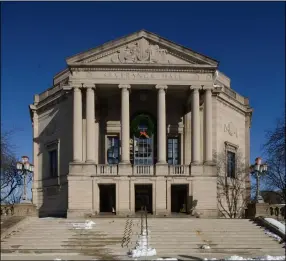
[191,177,218,217]
[215,96,246,158]
[34,95,73,215]
[214,94,248,216]
[67,175,219,218]
[68,176,93,214]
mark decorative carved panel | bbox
[224,122,238,137]
[111,38,170,64]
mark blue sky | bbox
[2,2,285,166]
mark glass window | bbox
[133,124,153,165]
[167,137,180,165]
[227,151,236,178]
[107,136,119,164]
[49,149,58,177]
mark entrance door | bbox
[135,184,153,213]
[171,184,189,213]
[99,184,116,213]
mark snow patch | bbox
[201,244,211,249]
[264,229,282,242]
[71,220,96,230]
[264,218,285,234]
[128,229,157,258]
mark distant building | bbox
[29,30,252,218]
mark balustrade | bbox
[133,165,154,175]
[168,165,190,175]
[97,164,118,175]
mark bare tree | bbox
[1,129,24,204]
[262,117,286,203]
[215,150,250,218]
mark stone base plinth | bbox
[155,163,168,175]
[69,162,97,175]
[118,163,132,175]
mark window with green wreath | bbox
[130,114,155,165]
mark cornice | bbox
[216,95,249,117]
[35,90,68,114]
[79,47,198,66]
[69,65,216,74]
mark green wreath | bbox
[130,114,155,138]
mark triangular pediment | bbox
[66,30,219,67]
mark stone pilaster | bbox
[31,108,40,207]
[156,84,168,164]
[190,86,201,164]
[73,86,83,162]
[86,85,96,163]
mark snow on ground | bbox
[264,229,283,242]
[129,229,157,258]
[203,255,286,260]
[70,220,96,230]
[264,218,285,234]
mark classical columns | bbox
[204,87,213,163]
[190,86,201,164]
[73,86,83,162]
[156,84,168,164]
[119,84,131,164]
[86,85,96,163]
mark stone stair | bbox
[1,217,285,260]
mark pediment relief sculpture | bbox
[110,38,170,64]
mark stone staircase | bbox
[1,217,285,260]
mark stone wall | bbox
[246,203,286,221]
[1,204,37,217]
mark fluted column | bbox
[204,87,213,163]
[86,85,96,163]
[156,84,168,164]
[73,86,83,162]
[190,86,201,164]
[119,84,131,164]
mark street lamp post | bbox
[250,157,268,203]
[16,156,34,203]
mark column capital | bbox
[202,85,214,91]
[190,85,202,91]
[119,84,131,89]
[73,86,82,92]
[155,84,168,90]
[85,83,96,89]
[70,81,84,89]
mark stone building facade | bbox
[29,30,253,218]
